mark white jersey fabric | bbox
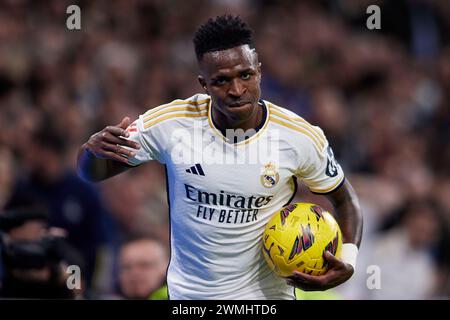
[126,93,345,300]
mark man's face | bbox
[118,240,168,299]
[198,45,262,125]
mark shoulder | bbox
[265,100,327,152]
[140,94,210,130]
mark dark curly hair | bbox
[193,15,254,61]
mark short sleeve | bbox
[296,128,345,194]
[124,114,165,166]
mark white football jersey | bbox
[125,93,345,300]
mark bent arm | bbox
[76,145,132,182]
[76,117,141,183]
[326,179,363,247]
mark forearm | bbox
[327,180,363,247]
[76,144,130,182]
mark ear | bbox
[198,76,209,94]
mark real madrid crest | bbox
[260,162,280,188]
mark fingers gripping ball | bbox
[262,203,342,277]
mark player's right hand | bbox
[84,117,141,164]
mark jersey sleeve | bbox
[124,114,165,166]
[295,127,345,194]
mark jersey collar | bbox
[207,99,270,145]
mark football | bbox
[262,202,342,277]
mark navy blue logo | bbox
[186,163,205,176]
[325,146,338,177]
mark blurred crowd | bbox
[0,0,449,299]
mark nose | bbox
[228,78,246,98]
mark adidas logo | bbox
[186,163,205,176]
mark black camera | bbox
[0,206,61,269]
[0,208,80,298]
[1,235,66,270]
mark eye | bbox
[241,73,251,80]
[213,77,228,86]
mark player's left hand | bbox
[285,251,354,291]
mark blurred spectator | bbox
[338,199,447,300]
[117,236,169,300]
[367,200,444,299]
[0,199,83,299]
[5,124,117,293]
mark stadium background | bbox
[0,0,449,299]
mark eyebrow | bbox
[211,67,255,79]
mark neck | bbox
[212,103,264,143]
[212,104,263,132]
